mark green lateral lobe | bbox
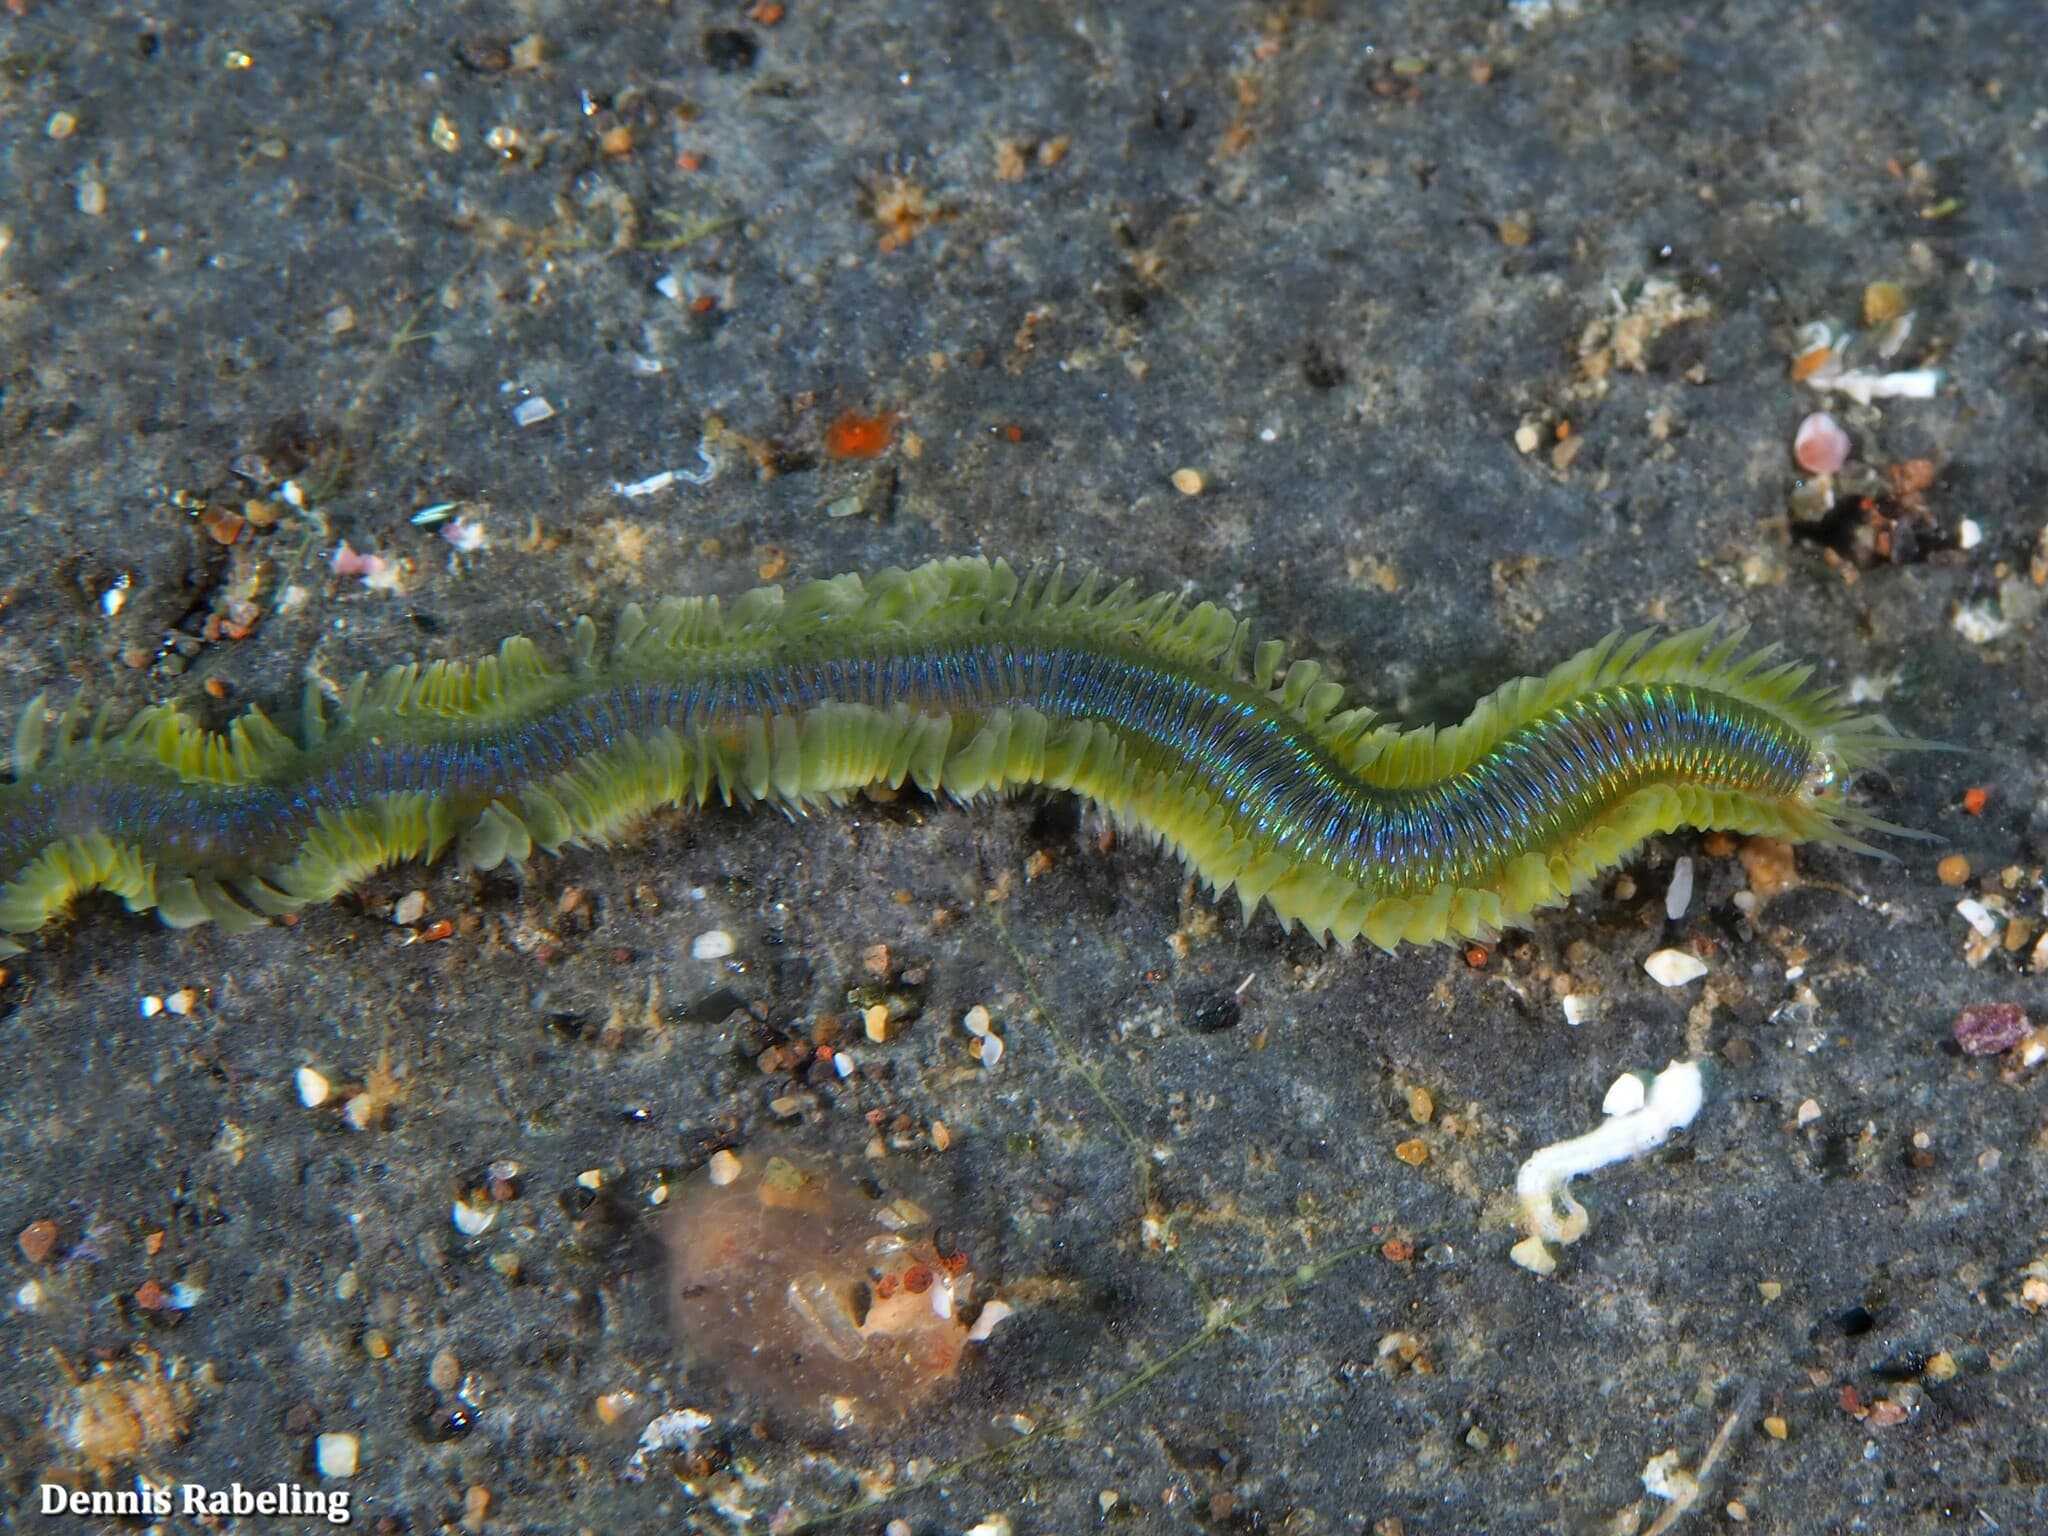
[0,557,1914,955]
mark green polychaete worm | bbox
[0,557,1920,957]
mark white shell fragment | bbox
[624,1407,714,1484]
[296,1067,332,1108]
[1510,1060,1707,1275]
[1954,899,1999,939]
[1601,1071,1648,1118]
[1643,948,1709,987]
[967,1298,1015,1342]
[691,928,736,960]
[1642,1448,1701,1505]
[1664,856,1695,921]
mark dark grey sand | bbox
[3,3,2046,1531]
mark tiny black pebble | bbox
[1178,986,1242,1033]
[1301,341,1347,391]
[703,28,759,72]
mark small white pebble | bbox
[966,1298,1014,1342]
[1561,993,1596,1027]
[341,1093,378,1131]
[76,180,107,216]
[1170,467,1205,496]
[1643,948,1709,987]
[140,995,164,1018]
[512,396,556,427]
[691,928,735,960]
[833,1049,856,1078]
[964,1518,1014,1536]
[392,890,426,926]
[1664,856,1694,921]
[47,110,77,139]
[962,1004,993,1036]
[979,1032,1005,1069]
[1958,518,1983,550]
[165,987,198,1016]
[1513,422,1542,455]
[451,1199,496,1236]
[17,1279,46,1309]
[1796,1097,1822,1127]
[706,1149,743,1186]
[296,1067,332,1108]
[1602,1071,1647,1117]
[1955,898,1999,939]
[885,1522,913,1536]
[100,580,129,618]
[313,1432,360,1478]
[1952,602,2011,645]
[576,1168,605,1190]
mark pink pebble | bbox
[329,541,387,581]
[1953,1002,2029,1056]
[1794,412,1852,475]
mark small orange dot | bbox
[690,294,717,314]
[902,1263,934,1294]
[1936,853,1972,887]
[1962,786,1989,816]
[824,410,898,460]
[1464,945,1487,968]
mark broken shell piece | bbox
[1664,856,1695,921]
[1601,1071,1648,1117]
[1644,948,1709,987]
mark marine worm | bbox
[0,557,1917,954]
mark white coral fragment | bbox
[1510,1060,1707,1274]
